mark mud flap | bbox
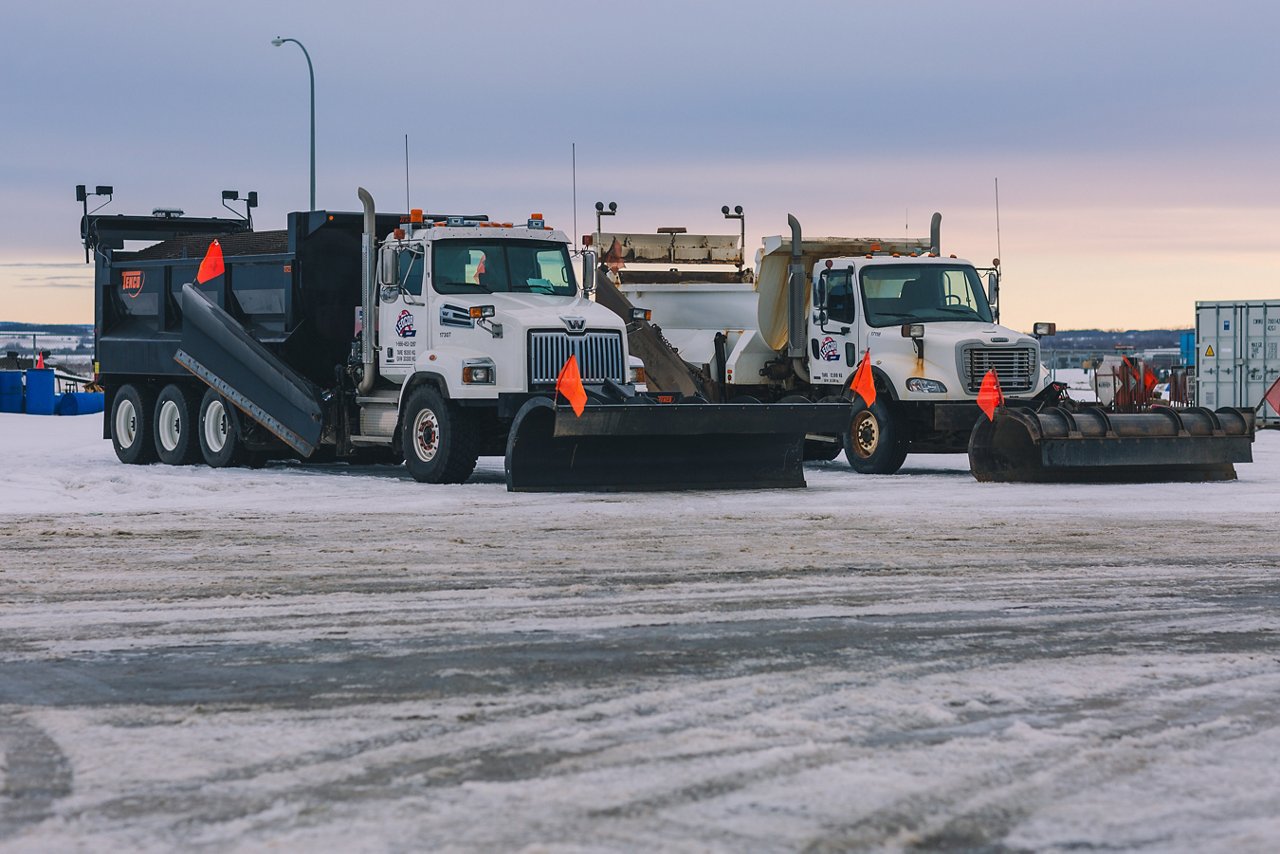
[505,398,851,492]
[968,405,1255,483]
[174,284,324,456]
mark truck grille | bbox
[528,330,626,387]
[964,345,1037,393]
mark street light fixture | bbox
[271,36,316,211]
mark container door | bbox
[1242,303,1280,425]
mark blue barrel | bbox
[24,368,56,415]
[0,371,22,413]
[56,391,105,416]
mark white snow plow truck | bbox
[593,209,1254,482]
[80,188,851,491]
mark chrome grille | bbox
[964,345,1037,393]
[528,330,626,387]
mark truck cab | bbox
[375,216,630,404]
[806,251,1051,472]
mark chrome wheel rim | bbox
[203,400,229,454]
[412,408,440,462]
[158,399,182,452]
[852,410,880,459]
[115,398,138,449]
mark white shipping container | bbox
[1196,300,1280,426]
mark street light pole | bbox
[271,36,315,211]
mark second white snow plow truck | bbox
[81,188,850,491]
[593,209,1254,482]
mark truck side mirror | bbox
[580,250,597,295]
[815,272,828,309]
[378,249,397,288]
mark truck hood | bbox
[483,292,625,332]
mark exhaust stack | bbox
[930,212,942,255]
[357,187,378,394]
[786,214,805,359]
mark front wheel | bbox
[844,399,909,474]
[401,387,479,484]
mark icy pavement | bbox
[1,413,1279,851]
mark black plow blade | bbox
[968,405,1255,483]
[505,398,851,492]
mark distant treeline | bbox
[0,322,93,335]
[1045,329,1190,350]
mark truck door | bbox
[810,265,860,386]
[380,245,427,376]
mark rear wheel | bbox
[401,387,479,484]
[111,384,157,465]
[153,384,201,465]
[198,388,247,468]
[782,393,844,461]
[844,399,909,474]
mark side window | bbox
[941,268,976,310]
[398,249,423,296]
[826,270,856,324]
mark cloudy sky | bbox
[2,0,1276,330]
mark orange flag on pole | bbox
[849,349,876,408]
[196,240,225,284]
[556,354,588,417]
[977,369,1004,421]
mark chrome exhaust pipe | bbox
[357,187,378,394]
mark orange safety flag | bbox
[977,369,1004,421]
[1143,365,1158,392]
[1264,374,1280,416]
[849,348,876,408]
[196,239,225,284]
[555,354,588,417]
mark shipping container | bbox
[1196,300,1280,426]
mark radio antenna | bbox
[994,177,1003,266]
[572,142,578,252]
[404,134,411,214]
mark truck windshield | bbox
[860,264,993,326]
[432,239,576,296]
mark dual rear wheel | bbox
[110,382,258,468]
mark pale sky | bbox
[2,0,1276,331]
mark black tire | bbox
[844,398,909,474]
[197,388,247,468]
[401,386,479,484]
[153,384,202,465]
[110,384,158,465]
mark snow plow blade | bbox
[968,406,1255,483]
[505,397,851,492]
[174,283,324,456]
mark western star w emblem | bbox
[561,316,586,332]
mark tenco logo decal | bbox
[395,309,417,338]
[820,336,840,361]
[121,270,144,299]
[561,315,587,332]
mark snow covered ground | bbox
[1,412,1278,851]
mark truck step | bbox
[350,434,394,446]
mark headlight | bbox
[462,360,495,384]
[906,377,947,393]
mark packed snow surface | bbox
[1,413,1278,851]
